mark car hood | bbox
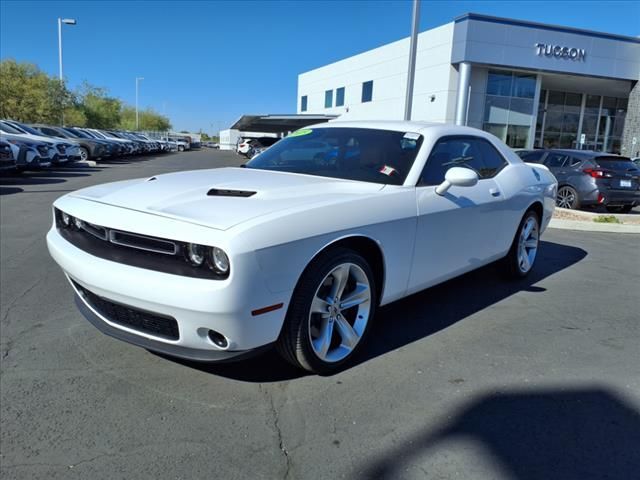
[70,167,385,230]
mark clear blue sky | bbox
[1,0,639,133]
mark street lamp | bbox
[58,18,77,81]
[135,77,144,130]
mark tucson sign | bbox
[535,43,586,61]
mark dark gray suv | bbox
[516,149,640,213]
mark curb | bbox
[549,218,640,234]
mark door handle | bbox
[490,188,501,197]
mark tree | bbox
[119,106,171,131]
[0,59,74,124]
[77,82,122,129]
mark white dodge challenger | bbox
[47,121,557,374]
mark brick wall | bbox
[621,80,640,158]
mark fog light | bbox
[187,243,205,266]
[210,247,229,274]
[207,329,228,348]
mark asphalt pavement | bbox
[1,149,639,480]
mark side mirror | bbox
[435,167,479,195]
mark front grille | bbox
[37,145,49,156]
[73,280,179,340]
[57,144,67,154]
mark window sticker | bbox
[289,129,313,137]
[403,132,420,140]
[379,165,397,176]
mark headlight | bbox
[61,211,71,227]
[73,217,84,230]
[186,243,206,266]
[210,247,229,274]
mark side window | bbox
[419,136,508,186]
[520,150,545,163]
[567,156,582,167]
[544,153,568,168]
[473,139,508,177]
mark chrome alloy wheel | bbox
[308,262,372,363]
[517,216,539,274]
[556,187,576,209]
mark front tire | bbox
[79,147,89,162]
[505,210,540,278]
[277,248,377,374]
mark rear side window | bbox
[544,153,568,168]
[520,151,545,163]
[567,156,583,167]
[419,136,508,186]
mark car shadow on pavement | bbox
[353,387,640,480]
[178,240,586,382]
[0,186,23,195]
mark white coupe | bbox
[47,121,557,374]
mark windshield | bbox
[12,122,42,136]
[0,121,24,135]
[64,128,90,139]
[90,130,107,139]
[246,127,423,185]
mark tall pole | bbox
[135,77,144,130]
[58,18,63,81]
[404,0,420,121]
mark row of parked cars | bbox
[0,119,191,173]
[516,148,640,213]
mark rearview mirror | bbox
[435,167,479,195]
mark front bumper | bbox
[74,293,273,362]
[47,224,289,359]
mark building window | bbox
[483,70,536,148]
[336,87,345,107]
[325,90,333,108]
[362,81,373,103]
[301,95,307,112]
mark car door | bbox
[542,152,569,182]
[408,136,511,294]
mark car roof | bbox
[305,120,503,140]
[542,149,629,160]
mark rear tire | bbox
[276,248,377,375]
[556,186,579,209]
[606,205,633,214]
[504,210,540,278]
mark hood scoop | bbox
[207,188,256,198]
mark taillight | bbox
[583,168,613,178]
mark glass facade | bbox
[535,90,628,153]
[483,70,537,148]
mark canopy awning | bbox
[229,114,338,134]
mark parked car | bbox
[4,120,81,162]
[246,137,280,159]
[60,127,113,161]
[0,132,53,170]
[0,120,71,166]
[31,124,107,161]
[83,128,137,155]
[236,138,254,156]
[168,137,190,152]
[0,139,16,173]
[48,122,556,374]
[516,149,640,213]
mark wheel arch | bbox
[526,200,544,222]
[303,234,386,305]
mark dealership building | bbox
[297,13,640,156]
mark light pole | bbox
[58,18,77,81]
[58,18,76,125]
[404,0,420,120]
[135,77,144,130]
